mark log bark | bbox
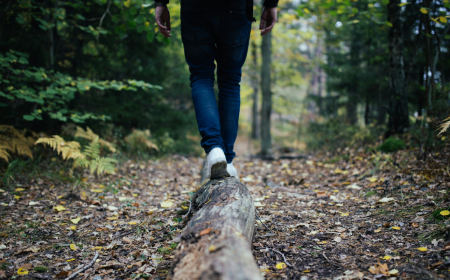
[168,176,262,280]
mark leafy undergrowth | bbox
[0,147,450,279]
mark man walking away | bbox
[154,0,278,180]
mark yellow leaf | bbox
[440,210,450,216]
[54,205,66,212]
[391,226,401,230]
[15,188,25,192]
[374,229,382,233]
[369,177,377,182]
[70,226,76,230]
[341,213,349,216]
[334,168,343,174]
[70,244,78,251]
[71,217,81,224]
[442,136,446,141]
[380,255,392,260]
[67,258,75,262]
[17,268,28,275]
[317,241,327,244]
[303,8,311,14]
[91,189,103,193]
[99,184,105,188]
[276,263,287,269]
[107,216,118,220]
[303,270,311,273]
[333,190,339,193]
[417,247,427,251]
[128,222,137,225]
[420,7,429,14]
[14,196,20,200]
[91,246,103,251]
[50,185,55,189]
[398,2,410,6]
[84,85,90,90]
[161,200,174,208]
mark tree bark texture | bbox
[260,32,272,156]
[251,41,260,140]
[386,0,409,135]
[168,177,261,280]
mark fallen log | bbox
[168,176,262,280]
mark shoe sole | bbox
[210,161,230,179]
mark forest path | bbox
[0,149,448,279]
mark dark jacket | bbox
[155,0,279,22]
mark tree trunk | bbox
[251,41,259,140]
[168,176,261,280]
[347,28,360,125]
[260,32,272,156]
[386,0,409,136]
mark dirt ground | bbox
[1,147,450,279]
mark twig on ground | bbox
[65,251,98,280]
[271,248,293,268]
[115,231,133,239]
[183,200,192,218]
[322,253,343,269]
[255,210,273,232]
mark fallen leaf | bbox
[347,184,361,190]
[389,269,399,275]
[55,270,70,278]
[209,245,217,252]
[15,188,25,192]
[123,237,133,243]
[417,247,427,252]
[334,237,342,242]
[380,255,391,261]
[317,191,328,198]
[28,201,39,206]
[276,263,287,269]
[444,243,450,250]
[14,196,20,199]
[66,258,75,262]
[411,223,419,228]
[369,177,377,182]
[106,217,118,220]
[254,201,264,207]
[341,213,349,216]
[378,197,395,203]
[54,205,66,212]
[199,228,212,236]
[91,246,103,251]
[391,226,401,230]
[91,189,103,193]
[70,226,76,230]
[368,260,389,275]
[70,217,81,224]
[161,200,174,208]
[70,244,78,251]
[128,222,138,225]
[440,210,450,216]
[17,268,28,275]
[108,205,118,211]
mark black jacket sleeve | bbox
[263,0,279,7]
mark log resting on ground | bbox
[168,176,262,280]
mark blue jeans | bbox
[181,0,252,163]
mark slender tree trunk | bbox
[250,41,259,140]
[386,0,409,136]
[260,32,272,156]
[347,30,359,125]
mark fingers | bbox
[259,19,266,31]
[156,20,171,38]
[261,21,275,36]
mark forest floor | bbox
[1,146,450,280]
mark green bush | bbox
[378,137,406,153]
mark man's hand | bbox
[260,7,277,36]
[155,6,171,38]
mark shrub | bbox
[378,137,406,153]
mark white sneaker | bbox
[227,163,239,179]
[206,148,229,179]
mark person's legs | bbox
[181,7,224,155]
[216,8,252,164]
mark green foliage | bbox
[432,208,450,221]
[0,50,160,124]
[33,266,49,272]
[378,137,406,153]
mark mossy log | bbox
[168,176,262,280]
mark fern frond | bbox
[74,126,116,153]
[0,146,10,162]
[35,136,85,160]
[0,126,34,159]
[438,116,450,135]
[89,157,117,175]
[83,138,101,159]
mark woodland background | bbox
[1,0,450,172]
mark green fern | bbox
[83,138,101,159]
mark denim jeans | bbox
[181,0,252,163]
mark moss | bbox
[378,137,406,153]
